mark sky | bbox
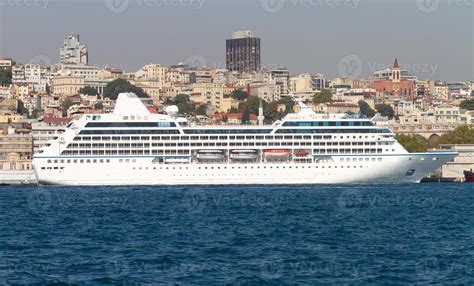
[0,0,472,81]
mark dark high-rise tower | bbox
[226,31,261,73]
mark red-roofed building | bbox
[370,59,416,100]
[42,117,72,125]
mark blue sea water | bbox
[0,184,473,285]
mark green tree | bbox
[358,100,376,118]
[104,78,149,100]
[396,134,429,153]
[62,99,75,112]
[79,86,99,96]
[94,102,104,110]
[241,109,250,124]
[436,125,474,145]
[0,68,12,85]
[170,94,195,115]
[230,88,250,101]
[460,99,474,110]
[239,96,261,116]
[196,104,208,116]
[375,103,395,119]
[313,89,332,104]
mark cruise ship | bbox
[32,93,457,185]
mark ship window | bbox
[406,169,416,176]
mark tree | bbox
[436,125,474,145]
[375,103,395,119]
[313,89,332,104]
[62,99,75,112]
[169,94,195,115]
[94,102,104,110]
[358,100,376,118]
[230,89,250,101]
[396,134,429,153]
[0,68,12,85]
[104,78,149,100]
[79,86,99,96]
[241,109,250,124]
[239,96,261,116]
[460,99,474,110]
[196,104,208,116]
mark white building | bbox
[434,104,461,123]
[270,69,290,96]
[249,83,280,102]
[60,34,88,65]
[290,73,326,94]
[12,64,48,93]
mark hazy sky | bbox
[0,0,472,81]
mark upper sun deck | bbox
[77,93,372,126]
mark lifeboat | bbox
[196,150,225,160]
[230,150,258,160]
[264,149,290,159]
[164,158,190,164]
[295,150,310,157]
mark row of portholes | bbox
[131,165,372,171]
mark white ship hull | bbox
[33,153,456,186]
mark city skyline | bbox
[0,0,473,81]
